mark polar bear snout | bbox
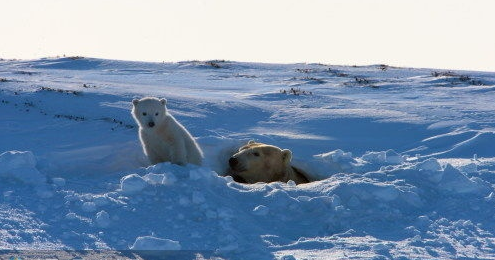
[229,157,246,172]
[229,157,239,168]
[148,121,155,128]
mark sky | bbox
[1,0,495,72]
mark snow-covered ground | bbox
[1,57,495,259]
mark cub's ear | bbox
[282,149,292,164]
[132,99,139,106]
[160,98,167,105]
[247,140,256,145]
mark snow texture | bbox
[1,57,495,259]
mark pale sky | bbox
[1,0,495,71]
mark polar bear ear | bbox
[247,140,256,145]
[132,99,139,106]
[282,149,292,164]
[160,98,167,106]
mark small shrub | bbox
[233,74,257,78]
[295,68,318,73]
[14,71,36,75]
[280,87,313,96]
[378,64,388,71]
[343,77,378,88]
[54,114,85,121]
[38,87,82,96]
[203,60,225,68]
[68,56,84,60]
[431,71,457,77]
[354,77,370,84]
[431,71,484,86]
[326,68,348,77]
[82,83,97,88]
[302,76,326,84]
[100,117,135,130]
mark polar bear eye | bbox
[142,112,147,116]
[253,152,260,157]
[155,112,159,116]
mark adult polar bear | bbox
[228,141,310,184]
[132,97,203,166]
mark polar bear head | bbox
[132,97,167,129]
[228,141,295,184]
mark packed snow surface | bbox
[1,57,495,259]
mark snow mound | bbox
[303,149,358,180]
[0,150,46,185]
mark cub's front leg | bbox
[170,138,188,166]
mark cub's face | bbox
[132,97,167,129]
[228,141,292,183]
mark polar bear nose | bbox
[229,157,239,168]
[148,122,155,128]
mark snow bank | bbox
[58,154,487,258]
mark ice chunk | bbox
[315,149,353,162]
[82,202,97,212]
[458,163,477,174]
[372,185,399,202]
[189,168,218,181]
[192,191,206,204]
[311,149,357,178]
[36,186,54,198]
[361,149,404,164]
[385,149,404,164]
[130,236,181,250]
[361,151,387,163]
[95,210,111,228]
[416,158,444,183]
[416,158,442,171]
[65,212,78,220]
[93,195,110,206]
[143,173,165,185]
[438,164,486,194]
[120,174,148,194]
[163,172,177,185]
[348,195,361,208]
[0,150,37,169]
[253,205,269,216]
[52,177,66,187]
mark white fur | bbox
[131,97,203,166]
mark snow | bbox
[1,57,495,259]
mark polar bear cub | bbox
[132,97,203,166]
